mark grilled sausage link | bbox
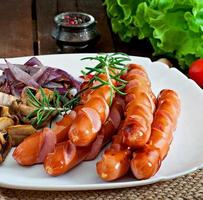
[96,63,155,181]
[13,128,56,165]
[131,89,180,179]
[85,95,125,160]
[44,140,91,176]
[121,64,155,148]
[96,126,131,181]
[68,73,116,147]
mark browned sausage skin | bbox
[121,64,155,148]
[85,95,125,161]
[13,128,57,166]
[68,74,116,147]
[131,89,180,179]
[96,131,131,181]
[44,140,91,176]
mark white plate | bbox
[0,54,203,191]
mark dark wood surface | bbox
[0,0,33,57]
[0,0,153,58]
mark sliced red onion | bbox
[32,66,48,81]
[43,82,64,89]
[5,60,39,88]
[24,57,42,66]
[0,57,81,97]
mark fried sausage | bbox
[121,64,155,148]
[68,75,115,147]
[96,127,131,181]
[13,128,56,165]
[44,140,91,176]
[131,89,180,179]
[85,95,125,160]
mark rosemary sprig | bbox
[24,53,130,126]
[25,88,80,127]
[81,53,131,104]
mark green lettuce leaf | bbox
[105,0,203,69]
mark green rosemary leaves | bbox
[81,53,131,104]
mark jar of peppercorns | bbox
[52,12,100,52]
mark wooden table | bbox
[0,0,153,58]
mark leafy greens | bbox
[105,0,203,69]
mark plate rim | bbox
[0,164,203,191]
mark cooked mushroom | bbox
[7,125,36,146]
[9,100,35,117]
[0,131,12,164]
[0,106,19,124]
[0,106,10,117]
[0,117,14,131]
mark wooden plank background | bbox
[0,0,153,58]
[36,0,57,54]
[0,0,33,57]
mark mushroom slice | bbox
[7,125,36,146]
[0,117,14,131]
[0,131,12,164]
